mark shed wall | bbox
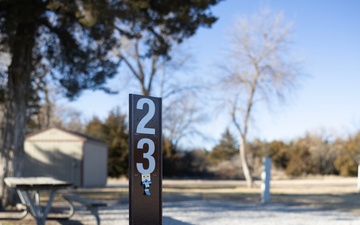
[82,141,107,187]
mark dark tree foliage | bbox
[0,0,119,99]
[286,143,314,177]
[334,132,360,176]
[112,0,221,59]
[268,141,290,170]
[178,149,210,178]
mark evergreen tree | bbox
[84,116,106,140]
[0,0,222,205]
[84,109,129,178]
[285,139,315,176]
[268,141,290,170]
[104,110,129,178]
[334,132,360,176]
[208,128,238,166]
[162,136,181,177]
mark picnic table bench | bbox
[62,193,107,225]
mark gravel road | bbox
[66,200,360,225]
[0,199,359,225]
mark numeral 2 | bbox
[136,98,155,135]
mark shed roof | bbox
[26,127,106,145]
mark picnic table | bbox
[4,177,73,225]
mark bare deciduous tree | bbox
[163,91,206,149]
[118,36,206,148]
[306,130,338,175]
[28,82,84,133]
[217,7,302,187]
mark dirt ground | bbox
[0,176,359,224]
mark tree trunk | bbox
[239,136,254,187]
[0,18,37,207]
[0,157,8,209]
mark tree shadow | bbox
[163,216,194,225]
[163,191,360,216]
[55,218,84,225]
[270,193,360,214]
[22,144,82,186]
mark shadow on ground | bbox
[163,216,194,225]
[156,189,360,216]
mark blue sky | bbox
[67,0,360,148]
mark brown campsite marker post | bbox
[129,94,162,225]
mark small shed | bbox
[23,127,107,187]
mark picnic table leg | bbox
[35,192,41,218]
[17,190,42,223]
[17,190,58,225]
[89,207,101,225]
[41,190,57,222]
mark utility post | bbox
[261,157,272,204]
[358,165,360,193]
